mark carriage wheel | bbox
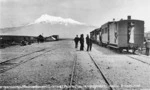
[126,48,129,52]
[118,48,123,53]
[132,48,136,54]
[101,43,104,47]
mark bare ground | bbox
[0,40,150,90]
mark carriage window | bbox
[102,29,104,34]
[101,29,103,34]
[103,29,105,34]
[105,28,107,33]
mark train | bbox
[0,34,60,48]
[0,35,37,47]
[90,16,144,53]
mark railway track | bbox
[0,48,47,64]
[87,52,113,90]
[111,48,150,66]
[0,48,57,73]
[100,44,150,66]
[126,55,150,66]
[68,54,77,90]
[107,46,150,66]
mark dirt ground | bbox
[0,40,150,90]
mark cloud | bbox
[0,0,150,32]
[0,0,20,2]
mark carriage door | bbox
[127,22,135,44]
[108,24,110,44]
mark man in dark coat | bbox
[145,39,150,56]
[86,35,90,51]
[74,35,79,48]
[89,37,92,51]
[80,34,84,51]
[86,34,92,51]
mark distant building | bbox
[45,36,56,41]
[52,35,59,41]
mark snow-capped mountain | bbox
[0,14,96,38]
[30,14,85,25]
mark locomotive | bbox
[90,16,144,53]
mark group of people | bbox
[74,34,92,51]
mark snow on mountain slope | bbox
[0,23,95,38]
[0,14,96,38]
[30,14,85,25]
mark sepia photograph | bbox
[0,0,150,90]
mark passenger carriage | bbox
[90,28,101,44]
[90,16,144,53]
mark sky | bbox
[0,0,150,32]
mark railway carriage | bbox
[101,23,109,46]
[95,28,101,45]
[90,16,144,53]
[90,28,101,44]
[90,29,97,43]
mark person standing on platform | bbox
[86,34,90,51]
[80,34,84,51]
[145,39,150,56]
[86,34,92,51]
[89,35,93,51]
[74,35,79,48]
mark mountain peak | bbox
[31,14,85,25]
